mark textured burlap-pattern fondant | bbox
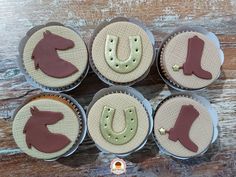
[88,93,149,154]
[162,32,221,89]
[23,26,88,88]
[154,96,213,158]
[92,22,153,83]
[13,98,79,160]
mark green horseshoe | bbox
[105,35,142,73]
[100,105,138,145]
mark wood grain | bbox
[0,0,235,176]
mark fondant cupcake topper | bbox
[154,94,218,159]
[100,105,138,145]
[90,17,155,85]
[87,86,153,156]
[18,23,89,92]
[105,35,142,74]
[157,26,224,91]
[12,93,87,160]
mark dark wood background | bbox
[0,0,235,176]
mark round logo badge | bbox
[110,158,126,175]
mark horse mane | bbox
[31,43,40,69]
[23,106,39,133]
[31,31,52,69]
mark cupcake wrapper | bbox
[158,31,196,91]
[18,23,89,92]
[12,92,86,161]
[157,26,224,91]
[153,93,218,159]
[55,93,87,159]
[87,86,153,156]
[89,17,156,86]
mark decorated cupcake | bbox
[153,93,218,159]
[12,92,87,160]
[87,86,153,156]
[90,17,155,85]
[18,22,89,92]
[157,26,224,90]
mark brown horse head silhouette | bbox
[32,30,78,78]
[23,106,71,153]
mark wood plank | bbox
[0,0,235,176]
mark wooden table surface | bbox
[0,0,235,176]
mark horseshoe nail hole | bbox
[110,39,113,42]
[124,135,126,138]
[106,115,109,119]
[134,38,137,42]
[129,110,132,113]
[133,59,136,62]
[110,57,113,61]
[126,65,128,68]
[108,134,111,138]
[131,118,134,121]
[136,49,138,52]
[130,128,133,131]
[108,108,111,111]
[115,137,118,141]
[109,48,112,52]
[116,64,119,67]
[104,124,107,127]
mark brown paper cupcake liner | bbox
[12,92,87,161]
[89,17,156,86]
[87,86,153,156]
[153,93,218,159]
[18,22,89,92]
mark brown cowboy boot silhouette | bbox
[181,36,212,80]
[166,105,199,152]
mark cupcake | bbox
[153,94,218,159]
[157,26,224,91]
[18,22,89,92]
[90,17,155,85]
[12,92,87,160]
[87,86,153,156]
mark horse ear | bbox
[30,106,39,115]
[33,106,39,112]
[45,30,51,34]
[30,107,34,115]
[43,30,52,38]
